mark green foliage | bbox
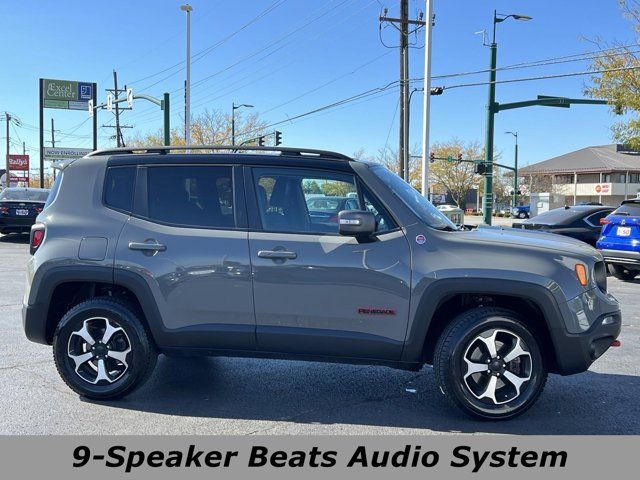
[585,1,640,149]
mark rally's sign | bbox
[42,79,94,110]
[43,147,92,162]
[7,154,29,170]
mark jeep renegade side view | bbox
[22,146,622,420]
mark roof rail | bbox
[85,145,352,161]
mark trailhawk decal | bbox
[358,307,397,315]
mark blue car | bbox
[596,199,640,281]
[511,204,530,219]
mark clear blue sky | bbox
[0,0,636,175]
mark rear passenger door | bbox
[246,166,411,360]
[114,164,255,350]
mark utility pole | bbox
[50,118,56,148]
[181,4,193,146]
[420,0,434,198]
[113,70,122,147]
[103,70,132,147]
[22,142,25,155]
[380,1,425,182]
[399,0,409,181]
[5,112,10,189]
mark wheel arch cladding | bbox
[403,278,562,373]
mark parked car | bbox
[23,146,620,421]
[517,205,614,247]
[597,199,640,281]
[306,196,359,224]
[0,187,50,235]
[511,204,530,219]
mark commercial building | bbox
[520,144,640,206]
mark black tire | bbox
[518,212,527,219]
[433,307,547,421]
[53,297,157,400]
[609,264,638,281]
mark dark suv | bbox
[22,146,621,420]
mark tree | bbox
[428,139,485,208]
[128,109,268,147]
[585,0,640,148]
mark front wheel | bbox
[53,297,157,400]
[433,307,547,420]
[609,264,638,281]
[517,211,527,219]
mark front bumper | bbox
[550,287,621,375]
[599,248,640,266]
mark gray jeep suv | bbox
[22,146,622,420]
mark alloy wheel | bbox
[67,317,131,385]
[462,328,532,405]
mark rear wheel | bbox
[53,297,157,399]
[517,211,527,219]
[609,264,638,281]
[434,307,547,420]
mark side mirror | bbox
[338,210,375,238]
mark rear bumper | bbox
[599,248,640,266]
[22,301,49,344]
[0,216,36,232]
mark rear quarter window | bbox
[104,166,136,213]
[613,203,640,216]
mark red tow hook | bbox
[611,340,622,347]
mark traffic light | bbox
[475,162,486,175]
[258,136,265,146]
[429,152,435,163]
[430,86,444,95]
[457,153,463,161]
[275,130,282,146]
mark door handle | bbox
[128,241,166,252]
[257,250,297,260]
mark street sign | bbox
[127,88,133,107]
[43,147,92,162]
[7,154,29,171]
[42,79,94,110]
[88,99,94,117]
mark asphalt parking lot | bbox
[1,234,638,435]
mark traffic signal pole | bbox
[482,42,497,225]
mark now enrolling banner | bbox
[0,435,636,479]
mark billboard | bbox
[42,79,94,110]
[7,154,29,171]
[43,147,92,162]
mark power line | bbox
[441,64,640,90]
[133,0,288,91]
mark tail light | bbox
[600,218,611,225]
[30,225,45,255]
[34,207,43,214]
[0,206,8,215]
[328,215,338,223]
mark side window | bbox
[585,210,612,226]
[104,166,136,213]
[361,187,396,233]
[345,198,359,210]
[146,165,235,228]
[253,168,356,234]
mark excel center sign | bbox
[42,79,94,110]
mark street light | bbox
[180,4,193,146]
[481,9,532,225]
[231,103,254,146]
[505,131,518,209]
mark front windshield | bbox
[0,188,50,202]
[370,165,458,230]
